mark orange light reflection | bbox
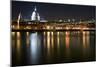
[65,32,70,48]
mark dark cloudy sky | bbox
[12,1,96,21]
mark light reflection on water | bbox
[65,32,70,48]
[57,32,60,48]
[51,32,54,48]
[83,31,90,48]
[43,32,46,48]
[16,32,21,51]
[12,31,95,66]
[82,31,90,59]
[30,32,39,64]
[26,32,30,47]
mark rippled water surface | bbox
[12,31,95,66]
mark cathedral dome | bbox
[31,6,40,21]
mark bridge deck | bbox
[12,29,95,32]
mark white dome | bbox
[31,6,40,21]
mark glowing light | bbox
[68,19,71,22]
[46,32,52,57]
[12,32,15,48]
[12,32,15,36]
[43,32,46,48]
[51,32,54,48]
[59,19,62,22]
[30,33,37,52]
[26,32,30,47]
[16,32,21,57]
[43,32,46,35]
[46,26,50,29]
[26,26,31,29]
[65,32,70,48]
[30,33,38,61]
[17,32,20,39]
[47,32,50,48]
[30,33,38,63]
[83,31,86,48]
[40,20,48,22]
[82,31,90,48]
[16,32,21,61]
[66,27,69,29]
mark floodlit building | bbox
[31,6,40,21]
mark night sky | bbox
[12,1,96,21]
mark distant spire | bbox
[17,12,22,29]
[34,6,37,11]
[17,12,21,23]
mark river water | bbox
[11,31,95,66]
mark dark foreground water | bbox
[12,31,96,66]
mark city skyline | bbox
[12,1,96,21]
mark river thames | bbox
[12,31,95,66]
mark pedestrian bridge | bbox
[11,22,95,31]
